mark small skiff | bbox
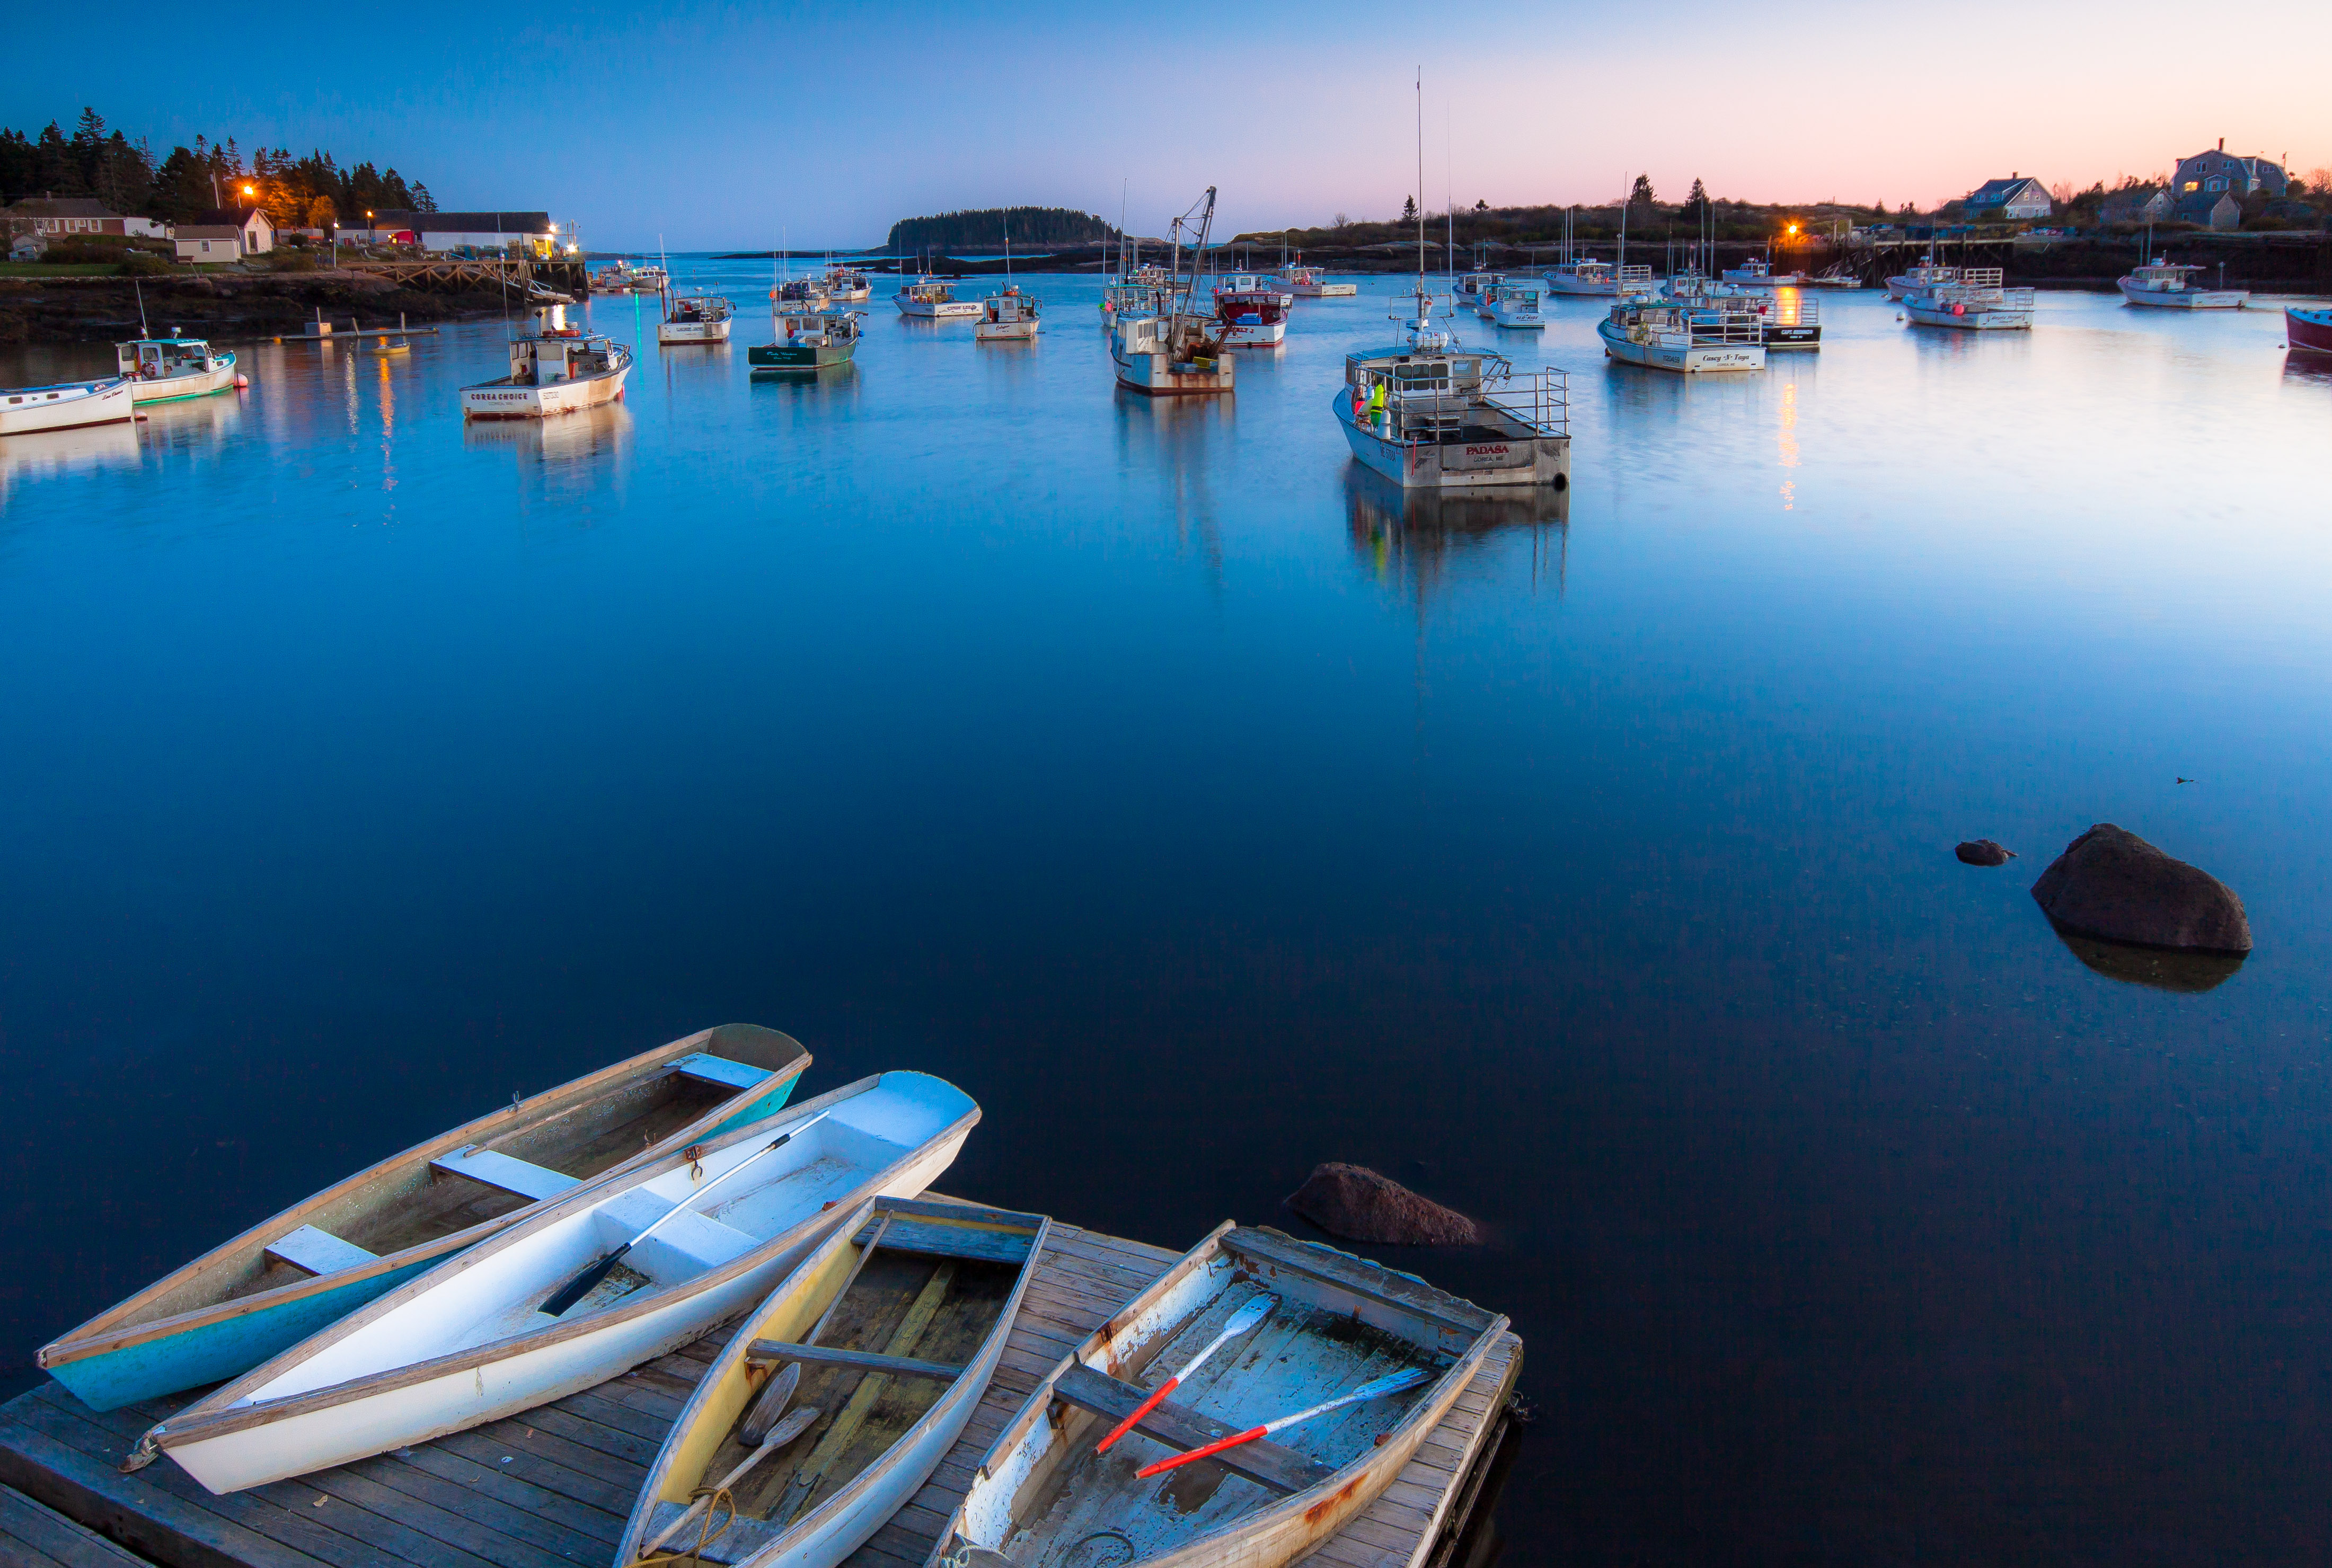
[143,1070,978,1493]
[39,1024,810,1412]
[619,1196,1049,1567]
[1,377,134,437]
[926,1223,1506,1568]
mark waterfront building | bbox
[3,196,165,240]
[2173,140,2287,199]
[2099,186,2172,225]
[171,206,275,261]
[2171,190,2242,229]
[1963,175,2053,222]
[345,210,563,257]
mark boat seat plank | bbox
[847,1217,1034,1266]
[743,1341,966,1380]
[427,1151,577,1204]
[668,1055,771,1093]
[1049,1365,1336,1497]
[261,1227,379,1279]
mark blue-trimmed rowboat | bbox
[37,1024,810,1412]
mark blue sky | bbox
[6,0,2326,248]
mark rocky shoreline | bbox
[0,271,522,346]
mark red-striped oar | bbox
[1095,1295,1277,1454]
[1133,1367,1433,1479]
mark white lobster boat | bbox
[976,286,1041,342]
[1904,271,2034,331]
[1214,277,1289,347]
[1453,271,1497,310]
[1720,257,1805,287]
[1885,260,1959,300]
[1480,279,1546,329]
[461,330,632,419]
[1598,298,1766,373]
[616,1197,1048,1568]
[1338,285,1569,490]
[140,1071,979,1494]
[1,376,134,436]
[924,1222,1507,1568]
[2118,260,2248,309]
[116,338,240,403]
[1281,262,1355,298]
[895,279,980,319]
[1544,259,1655,298]
[1112,306,1234,395]
[822,264,871,303]
[658,294,735,345]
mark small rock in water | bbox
[1286,1162,1481,1246]
[1956,839,2016,866]
[2031,823,2251,952]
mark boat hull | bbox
[1336,392,1569,490]
[1903,299,2031,331]
[1,379,134,436]
[896,300,980,319]
[975,319,1040,342]
[2118,279,2248,309]
[1764,323,1822,351]
[1114,349,1233,396]
[1483,304,1546,329]
[151,1074,977,1493]
[1217,318,1286,347]
[1544,277,1618,296]
[659,320,734,344]
[1597,318,1764,372]
[749,343,858,371]
[2287,307,2332,353]
[1289,280,1357,297]
[462,366,630,419]
[128,358,238,404]
[40,1025,810,1411]
[1721,269,1805,287]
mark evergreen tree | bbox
[149,146,214,219]
[410,182,437,213]
[1684,177,1708,218]
[1628,173,1657,210]
[0,128,32,202]
[34,121,80,194]
[1402,194,1417,222]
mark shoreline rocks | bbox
[1285,1163,1481,1246]
[2031,823,2251,953]
[1956,839,2016,866]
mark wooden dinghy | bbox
[618,1196,1050,1567]
[926,1224,1506,1568]
[39,1023,810,1412]
[143,1070,979,1493]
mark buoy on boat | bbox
[234,373,250,388]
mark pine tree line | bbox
[0,107,436,227]
[886,207,1115,252]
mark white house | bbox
[1964,174,2053,222]
[172,206,275,262]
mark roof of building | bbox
[1967,176,2048,207]
[364,210,553,234]
[4,196,120,218]
[174,225,245,240]
[185,207,270,229]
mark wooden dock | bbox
[0,1207,1521,1568]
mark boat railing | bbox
[1678,310,1767,347]
[1958,267,2006,289]
[1616,266,1655,285]
[1483,368,1569,438]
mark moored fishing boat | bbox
[591,261,667,295]
[1101,282,1166,330]
[1544,259,1656,298]
[1902,269,2033,331]
[1281,261,1356,298]
[1598,297,1766,372]
[1721,256,1805,287]
[776,277,832,311]
[2287,306,2332,354]
[822,264,871,303]
[1213,277,1288,347]
[976,286,1041,342]
[139,1070,979,1493]
[616,1196,1049,1568]
[1112,305,1234,394]
[1670,274,1821,350]
[1480,278,1546,329]
[39,1025,810,1413]
[115,337,241,403]
[658,293,735,345]
[2117,259,2249,309]
[924,1221,1507,1568]
[1807,263,1863,289]
[1453,270,1497,310]
[460,330,632,419]
[749,308,862,373]
[1884,259,1958,300]
[1,376,134,436]
[1338,284,1569,489]
[895,278,980,320]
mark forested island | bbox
[886,207,1115,254]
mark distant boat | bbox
[1453,270,1498,310]
[658,293,735,345]
[1,376,133,437]
[1281,261,1356,298]
[894,278,980,319]
[1544,259,1655,298]
[142,1071,980,1494]
[977,286,1041,342]
[461,329,632,418]
[2118,259,2248,309]
[749,307,862,372]
[1667,273,1821,351]
[1598,298,1767,373]
[1213,276,1289,347]
[591,261,666,295]
[1479,278,1546,329]
[2287,305,2332,354]
[822,264,871,303]
[43,1025,809,1413]
[1720,256,1806,287]
[116,336,240,402]
[1884,260,1959,299]
[1806,263,1863,289]
[1902,269,2034,331]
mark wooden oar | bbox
[638,1371,823,1560]
[1132,1367,1433,1479]
[1094,1294,1276,1454]
[538,1110,833,1316]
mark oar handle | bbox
[1135,1425,1266,1478]
[634,1110,828,1248]
[1094,1376,1178,1454]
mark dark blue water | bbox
[5,271,2330,1564]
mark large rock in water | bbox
[1285,1163,1481,1246]
[2030,823,2251,952]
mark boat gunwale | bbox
[149,1073,977,1449]
[925,1221,1508,1568]
[37,1026,810,1370]
[615,1194,1052,1565]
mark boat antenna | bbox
[1445,96,1454,278]
[1004,212,1012,287]
[134,278,149,336]
[1416,67,1426,300]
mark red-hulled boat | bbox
[2287,306,2332,355]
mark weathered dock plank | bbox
[1,1482,157,1567]
[0,1204,1520,1568]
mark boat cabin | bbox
[773,309,858,347]
[2124,260,2203,291]
[983,288,1039,325]
[898,280,957,305]
[1214,285,1285,328]
[115,338,227,380]
[666,294,732,324]
[1344,345,1505,440]
[1606,298,1765,348]
[505,331,625,385]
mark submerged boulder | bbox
[2030,823,2251,952]
[1956,839,2016,866]
[1285,1163,1481,1246]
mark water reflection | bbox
[2052,927,2247,993]
[461,401,633,471]
[138,392,245,456]
[1345,466,1569,601]
[0,419,140,500]
[1116,392,1232,575]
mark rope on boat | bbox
[635,1485,735,1566]
[120,1430,160,1473]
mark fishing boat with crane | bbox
[1110,188,1234,395]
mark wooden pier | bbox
[0,1203,1522,1568]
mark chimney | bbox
[2218,137,2224,151]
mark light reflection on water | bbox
[2,270,2331,1564]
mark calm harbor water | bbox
[4,267,2330,1564]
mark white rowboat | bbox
[0,377,133,437]
[619,1196,1049,1567]
[144,1070,978,1493]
